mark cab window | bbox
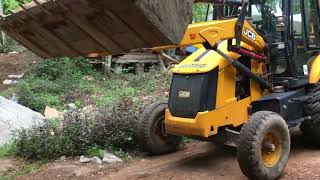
[304,0,320,48]
[292,0,320,76]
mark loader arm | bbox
[149,18,266,52]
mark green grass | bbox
[85,145,132,160]
[0,142,17,159]
[0,88,15,99]
[86,145,106,159]
[14,57,170,112]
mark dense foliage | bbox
[3,57,171,160]
[15,57,170,112]
[193,3,213,22]
[14,99,152,160]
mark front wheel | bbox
[137,102,182,155]
[237,111,290,180]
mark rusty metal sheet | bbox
[0,0,194,58]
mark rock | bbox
[80,156,102,165]
[0,96,44,145]
[44,106,63,120]
[79,156,91,163]
[80,105,98,116]
[8,51,18,54]
[83,76,94,81]
[55,156,67,162]
[102,153,123,163]
[68,103,77,111]
[91,156,102,165]
[3,80,19,85]
[81,105,96,113]
[59,156,66,161]
[10,93,18,103]
[8,74,24,79]
[3,79,13,85]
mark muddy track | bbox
[17,130,320,180]
[101,136,320,180]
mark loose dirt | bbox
[0,51,42,92]
[0,53,22,91]
[15,130,320,180]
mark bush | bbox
[14,96,159,160]
[17,81,47,112]
[33,57,93,81]
[11,56,171,160]
[17,57,96,112]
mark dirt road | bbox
[102,135,320,180]
[17,131,320,180]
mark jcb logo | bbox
[243,29,256,41]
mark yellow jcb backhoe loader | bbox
[1,0,320,179]
[137,0,320,179]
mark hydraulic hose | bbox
[215,49,270,89]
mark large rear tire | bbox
[137,102,182,155]
[301,83,320,146]
[237,111,290,180]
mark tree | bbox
[193,3,212,23]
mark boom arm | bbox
[149,18,266,52]
[180,19,266,50]
[151,0,265,52]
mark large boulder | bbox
[0,96,44,145]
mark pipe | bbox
[215,49,270,89]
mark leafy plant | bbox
[17,57,96,112]
[0,141,17,158]
[13,97,159,160]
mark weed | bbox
[0,141,17,158]
[86,145,105,159]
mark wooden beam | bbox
[159,52,179,64]
[31,0,52,15]
[18,3,83,56]
[55,1,124,54]
[33,0,115,54]
[0,21,51,58]
[7,10,25,24]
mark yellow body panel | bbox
[179,19,266,50]
[166,49,265,137]
[171,40,254,74]
[165,18,267,138]
[309,54,320,84]
[165,97,251,137]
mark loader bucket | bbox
[0,0,194,58]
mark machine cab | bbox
[249,0,320,87]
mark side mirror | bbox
[276,16,286,32]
